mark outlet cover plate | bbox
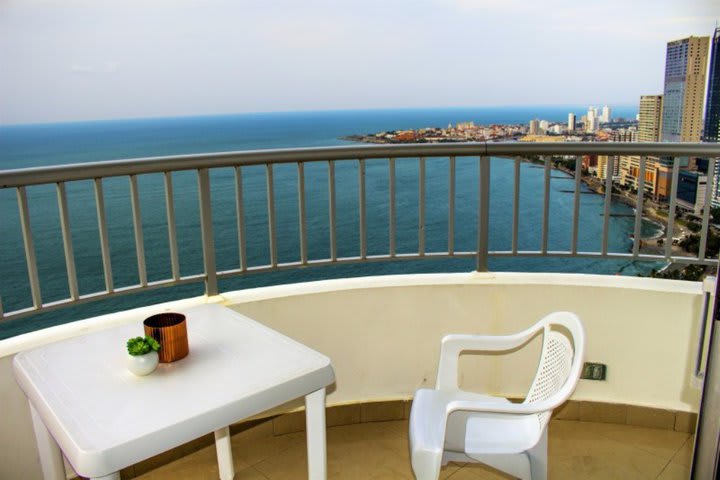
[581,362,607,380]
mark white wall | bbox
[224,272,704,410]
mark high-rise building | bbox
[676,170,708,214]
[704,28,720,207]
[586,107,597,133]
[660,35,710,142]
[612,128,637,142]
[539,120,549,132]
[638,95,663,142]
[706,28,720,143]
[597,155,620,181]
[601,105,611,124]
[620,95,664,199]
[568,113,576,132]
[619,155,659,195]
[654,35,710,201]
[528,119,539,135]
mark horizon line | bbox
[0,103,639,128]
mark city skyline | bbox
[1,0,718,125]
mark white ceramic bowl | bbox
[127,351,159,376]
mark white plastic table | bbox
[13,304,335,480]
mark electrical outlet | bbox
[581,362,606,380]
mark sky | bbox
[1,0,719,125]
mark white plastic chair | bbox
[409,311,585,480]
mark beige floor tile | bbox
[548,421,674,479]
[670,436,694,468]
[231,430,305,468]
[446,463,513,479]
[573,421,688,461]
[326,419,409,445]
[249,444,308,480]
[439,462,465,479]
[134,443,219,480]
[657,462,691,480]
[127,418,698,480]
[550,455,664,480]
[255,422,414,480]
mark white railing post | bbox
[197,168,218,297]
[476,156,490,272]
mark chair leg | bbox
[411,451,443,480]
[527,427,548,480]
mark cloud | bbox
[70,64,94,74]
[69,62,119,74]
[441,0,532,11]
[103,62,119,73]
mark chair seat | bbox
[410,388,543,457]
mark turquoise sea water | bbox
[0,106,654,338]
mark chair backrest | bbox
[523,312,584,430]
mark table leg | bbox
[29,402,65,480]
[305,387,327,480]
[214,426,235,480]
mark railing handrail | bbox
[2,142,720,188]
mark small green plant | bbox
[126,335,161,356]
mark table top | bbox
[13,304,334,477]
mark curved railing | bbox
[1,142,719,322]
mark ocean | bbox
[0,105,656,338]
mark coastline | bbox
[550,162,695,264]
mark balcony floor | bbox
[132,418,693,480]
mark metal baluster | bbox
[542,157,551,254]
[666,158,681,259]
[390,158,396,257]
[266,164,277,268]
[571,156,581,254]
[448,156,455,255]
[632,157,647,258]
[512,157,520,255]
[699,158,716,260]
[234,167,247,271]
[359,159,367,259]
[17,187,42,308]
[419,157,426,256]
[298,162,308,265]
[94,178,114,292]
[163,173,180,281]
[56,182,79,300]
[197,169,218,295]
[328,161,337,262]
[129,175,147,287]
[477,156,490,272]
[601,156,614,255]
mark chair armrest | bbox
[446,392,564,416]
[436,324,544,390]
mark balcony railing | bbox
[1,142,719,323]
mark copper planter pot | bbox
[144,313,189,363]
